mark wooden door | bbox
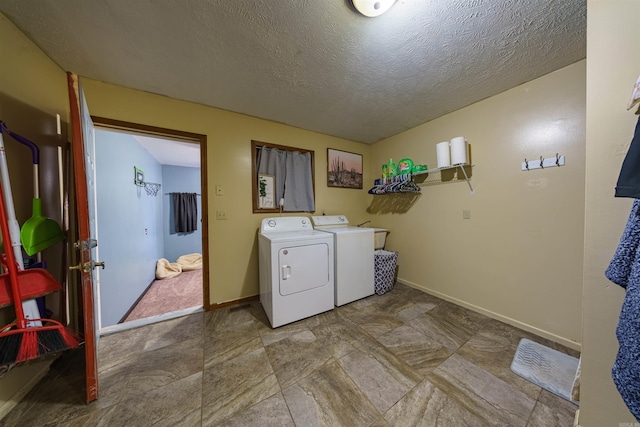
[67,72,101,403]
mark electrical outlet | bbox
[463,209,471,219]
[216,210,228,220]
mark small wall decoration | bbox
[258,174,275,209]
[134,166,145,186]
[328,148,363,189]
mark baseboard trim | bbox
[101,306,204,336]
[0,360,53,420]
[397,278,582,352]
[101,294,260,335]
[210,295,259,310]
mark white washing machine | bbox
[311,215,374,306]
[258,217,335,328]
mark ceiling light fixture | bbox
[351,0,397,17]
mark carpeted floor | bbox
[124,269,203,322]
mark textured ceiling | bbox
[0,0,586,144]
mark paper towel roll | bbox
[450,136,467,165]
[436,141,451,168]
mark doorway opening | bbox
[90,117,208,335]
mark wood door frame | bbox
[90,116,211,311]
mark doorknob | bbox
[69,261,105,273]
[69,262,90,273]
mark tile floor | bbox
[1,283,579,426]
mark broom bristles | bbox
[37,327,81,355]
[0,334,22,366]
[2,321,82,364]
[16,330,39,363]
[58,327,82,348]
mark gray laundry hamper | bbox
[374,250,398,295]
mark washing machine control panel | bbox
[260,217,313,233]
[311,215,349,227]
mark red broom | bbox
[0,174,80,366]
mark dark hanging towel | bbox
[615,115,640,198]
[173,192,198,233]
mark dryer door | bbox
[279,243,330,295]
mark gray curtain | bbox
[257,147,314,212]
[257,147,287,206]
[172,192,198,233]
[284,151,314,211]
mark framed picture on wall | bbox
[258,174,275,209]
[327,148,363,189]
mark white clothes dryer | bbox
[258,217,334,328]
[311,215,374,306]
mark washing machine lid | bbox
[311,215,349,227]
[313,226,373,235]
[263,229,332,242]
[312,215,373,234]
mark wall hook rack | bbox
[521,154,565,171]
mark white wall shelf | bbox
[369,164,475,195]
[412,164,475,194]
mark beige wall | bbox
[0,12,70,416]
[371,61,586,349]
[80,79,373,304]
[581,1,640,425]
